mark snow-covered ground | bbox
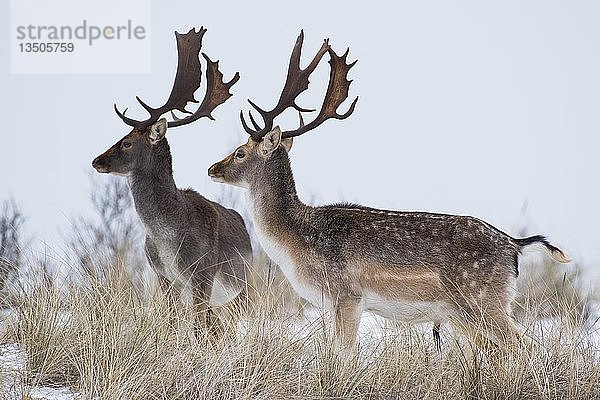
[0,343,80,400]
[1,299,598,399]
[0,267,600,400]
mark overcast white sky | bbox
[1,1,599,266]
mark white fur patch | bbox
[255,221,329,308]
[363,292,453,324]
[246,193,329,308]
[210,270,243,306]
[154,239,191,289]
[109,171,131,177]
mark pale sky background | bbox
[1,1,599,267]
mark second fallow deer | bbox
[208,31,570,350]
[92,28,252,333]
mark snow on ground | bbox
[0,343,80,400]
[1,306,598,399]
[303,306,600,351]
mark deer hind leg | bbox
[456,320,500,353]
[332,296,363,350]
[478,279,525,352]
[211,261,250,330]
[452,303,522,354]
[481,308,523,351]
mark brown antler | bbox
[240,30,358,141]
[114,27,239,130]
[168,53,239,127]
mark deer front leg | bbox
[332,296,362,350]
[145,240,181,327]
[158,275,181,321]
[192,285,223,341]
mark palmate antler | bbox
[240,30,358,141]
[115,27,240,131]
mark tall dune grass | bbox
[0,252,598,400]
[0,185,597,399]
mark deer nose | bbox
[92,156,108,172]
[207,163,219,177]
[92,157,101,169]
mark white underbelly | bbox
[363,293,452,323]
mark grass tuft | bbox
[1,253,598,400]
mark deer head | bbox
[92,27,240,176]
[208,30,358,188]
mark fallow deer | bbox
[92,28,252,333]
[208,31,570,350]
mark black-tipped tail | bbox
[516,235,571,264]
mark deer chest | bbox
[254,224,330,308]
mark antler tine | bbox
[298,111,305,128]
[114,104,140,128]
[240,30,330,140]
[135,96,157,115]
[247,99,269,121]
[241,99,275,137]
[280,46,359,139]
[167,53,240,128]
[170,111,182,121]
[240,110,263,141]
[240,98,271,138]
[247,110,263,131]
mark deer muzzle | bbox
[92,156,110,173]
[207,162,224,182]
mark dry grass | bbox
[0,254,598,400]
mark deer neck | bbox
[246,148,309,239]
[127,139,180,233]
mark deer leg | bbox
[157,275,181,328]
[192,288,208,330]
[230,286,249,317]
[332,296,362,350]
[433,323,442,352]
[449,308,499,353]
[452,303,522,356]
[465,324,499,353]
[206,307,224,340]
[192,285,223,341]
[221,287,248,331]
[481,309,523,352]
[145,240,180,324]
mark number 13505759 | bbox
[18,42,74,52]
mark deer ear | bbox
[148,118,168,144]
[281,137,293,153]
[259,126,282,156]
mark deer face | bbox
[208,127,292,188]
[211,31,356,189]
[94,27,239,177]
[92,119,167,176]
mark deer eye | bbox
[122,141,132,149]
[235,149,246,159]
